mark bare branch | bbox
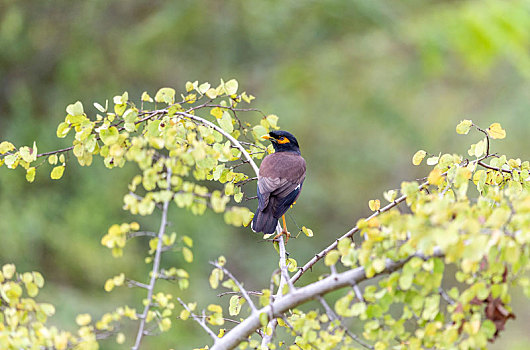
[126,279,149,289]
[351,282,365,302]
[216,291,263,298]
[261,232,291,348]
[439,287,456,305]
[127,231,157,239]
[132,168,172,350]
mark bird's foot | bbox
[273,230,291,243]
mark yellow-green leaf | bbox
[56,122,71,138]
[487,122,506,139]
[182,247,193,263]
[51,166,65,180]
[324,250,340,266]
[427,168,444,186]
[218,112,234,134]
[141,91,153,102]
[26,167,36,183]
[412,150,426,166]
[456,119,473,135]
[0,141,15,154]
[76,313,92,326]
[368,199,380,211]
[155,87,176,104]
[224,79,239,95]
[301,226,313,237]
[66,101,84,116]
[100,126,120,145]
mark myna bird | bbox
[251,130,306,241]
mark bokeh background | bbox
[1,0,529,348]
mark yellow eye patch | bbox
[277,136,290,144]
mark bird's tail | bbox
[251,206,278,235]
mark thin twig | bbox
[126,279,150,289]
[351,283,365,302]
[216,291,263,298]
[127,231,157,239]
[439,287,455,305]
[177,297,218,342]
[318,296,374,350]
[211,262,258,314]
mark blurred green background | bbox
[1,0,529,348]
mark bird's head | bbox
[262,130,301,154]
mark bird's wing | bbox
[257,152,306,213]
[257,177,296,210]
[273,178,305,218]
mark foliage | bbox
[1,80,529,350]
[0,264,97,349]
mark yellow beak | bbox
[262,135,275,142]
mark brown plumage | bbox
[251,131,306,235]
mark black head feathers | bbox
[263,130,301,154]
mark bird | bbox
[251,130,306,241]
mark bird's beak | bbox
[262,135,276,142]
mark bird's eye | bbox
[279,137,285,141]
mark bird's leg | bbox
[273,215,291,242]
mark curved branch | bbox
[178,112,260,176]
[212,248,443,349]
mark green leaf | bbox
[199,82,211,94]
[155,87,176,104]
[324,250,340,266]
[301,226,313,237]
[259,312,268,327]
[224,79,239,95]
[218,112,234,134]
[19,142,37,163]
[50,166,65,180]
[487,122,506,139]
[66,101,84,116]
[182,247,193,263]
[100,127,120,145]
[26,167,36,183]
[141,92,153,102]
[0,141,15,154]
[56,122,71,138]
[229,295,245,316]
[456,119,473,134]
[412,150,426,165]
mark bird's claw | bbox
[273,230,291,243]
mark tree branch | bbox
[290,180,429,285]
[131,168,172,350]
[178,112,260,176]
[212,248,443,349]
